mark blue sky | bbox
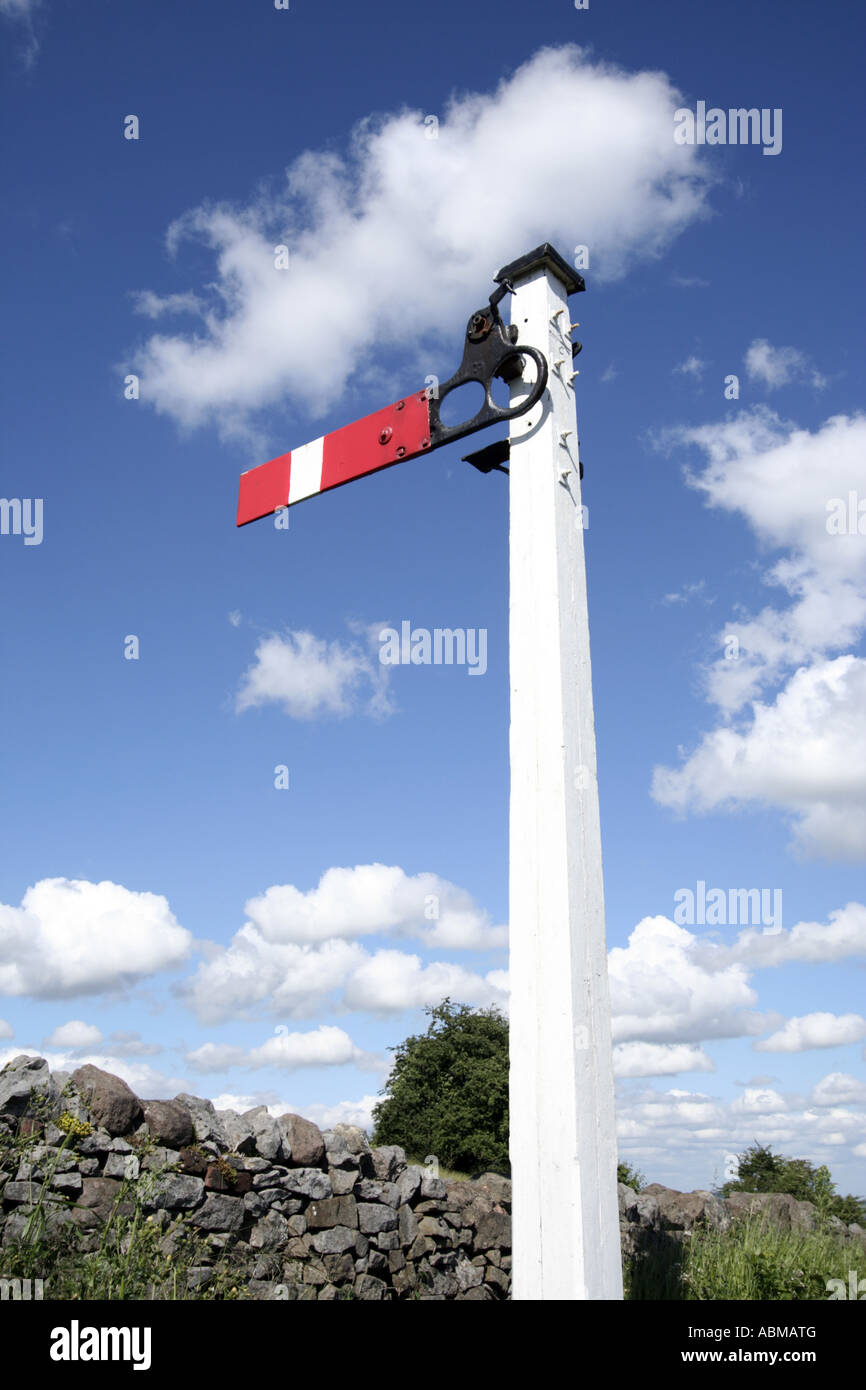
[1,0,864,1193]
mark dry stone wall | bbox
[0,1056,510,1300]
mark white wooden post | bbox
[506,247,623,1300]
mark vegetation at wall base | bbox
[625,1214,858,1301]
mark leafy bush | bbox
[372,999,510,1174]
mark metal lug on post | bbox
[560,430,572,446]
[568,370,580,386]
[550,308,565,326]
[569,321,580,332]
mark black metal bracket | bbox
[426,285,548,452]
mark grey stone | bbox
[174,1093,228,1149]
[51,1171,83,1198]
[395,1165,423,1206]
[103,1152,140,1181]
[0,1055,59,1119]
[322,1252,355,1283]
[70,1065,143,1137]
[353,1273,388,1300]
[189,1193,244,1232]
[726,1190,817,1232]
[420,1176,447,1200]
[375,1230,400,1252]
[281,1168,332,1200]
[141,1147,175,1172]
[2,1180,62,1205]
[143,1100,194,1149]
[328,1167,357,1195]
[310,1225,357,1255]
[307,1195,358,1230]
[145,1174,205,1212]
[357,1202,398,1235]
[475,1210,511,1251]
[243,1190,268,1220]
[371,1145,406,1182]
[77,1129,114,1155]
[455,1256,483,1290]
[252,1167,284,1190]
[398,1204,419,1244]
[242,1106,284,1162]
[217,1111,256,1155]
[250,1210,290,1250]
[277,1113,325,1168]
[243,1157,272,1173]
[186,1266,215,1291]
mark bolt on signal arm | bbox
[235,271,555,527]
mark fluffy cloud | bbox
[128,45,710,438]
[236,628,392,721]
[653,659,866,858]
[744,339,825,391]
[608,916,766,1045]
[613,1042,714,1078]
[0,1020,12,1039]
[243,863,506,950]
[653,407,866,858]
[811,1072,866,1107]
[44,1021,104,1051]
[184,864,507,1023]
[754,1013,866,1053]
[185,1025,364,1073]
[0,878,193,998]
[342,949,506,1015]
[707,901,866,969]
[663,408,866,712]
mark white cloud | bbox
[0,1019,12,1039]
[0,0,40,15]
[653,659,866,859]
[652,407,866,858]
[608,916,766,1045]
[186,1024,364,1073]
[106,1031,163,1058]
[701,901,866,970]
[184,863,507,1024]
[243,863,505,950]
[811,1073,866,1107]
[745,339,825,391]
[235,629,392,720]
[731,1086,788,1115]
[342,949,506,1015]
[128,45,711,437]
[663,408,866,713]
[185,933,367,1025]
[613,1041,714,1078]
[0,878,193,998]
[754,1013,866,1053]
[44,1020,104,1051]
[673,355,707,379]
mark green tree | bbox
[372,999,510,1174]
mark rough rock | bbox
[70,1065,143,1137]
[143,1100,194,1149]
[277,1113,325,1169]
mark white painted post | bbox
[505,246,622,1300]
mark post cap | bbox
[495,243,585,295]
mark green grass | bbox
[625,1214,859,1300]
